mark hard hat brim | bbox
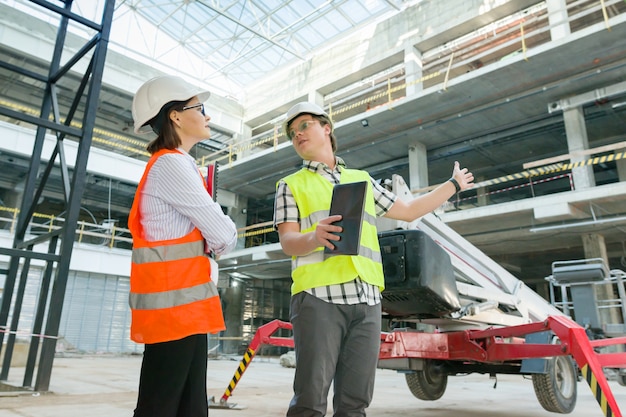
[282,102,329,137]
[132,75,211,134]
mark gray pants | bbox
[286,292,381,417]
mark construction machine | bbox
[375,174,625,415]
[545,257,626,387]
[212,174,625,416]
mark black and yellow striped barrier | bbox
[471,151,625,190]
[208,346,257,409]
[581,364,615,417]
[224,346,256,398]
[209,319,294,409]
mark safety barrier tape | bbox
[581,363,614,417]
[0,326,59,340]
[239,227,275,239]
[455,173,572,203]
[469,151,625,190]
[238,151,625,239]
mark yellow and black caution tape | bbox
[472,151,625,189]
[581,364,614,417]
[239,227,274,239]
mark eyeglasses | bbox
[288,120,318,140]
[182,102,205,116]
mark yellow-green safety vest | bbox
[281,168,384,295]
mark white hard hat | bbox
[282,102,331,136]
[132,75,211,134]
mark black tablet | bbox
[324,181,367,255]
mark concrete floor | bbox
[0,354,624,416]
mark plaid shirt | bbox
[274,157,396,305]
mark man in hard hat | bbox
[274,102,474,416]
[129,75,238,417]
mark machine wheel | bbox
[532,356,577,414]
[405,360,448,401]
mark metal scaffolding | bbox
[0,0,115,392]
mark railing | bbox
[0,1,623,169]
[199,0,626,168]
[0,208,133,250]
[546,259,626,337]
[1,152,624,252]
[0,208,274,251]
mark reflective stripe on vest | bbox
[296,208,381,267]
[281,168,384,294]
[132,240,205,264]
[128,148,225,344]
[129,281,219,310]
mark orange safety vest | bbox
[128,148,225,344]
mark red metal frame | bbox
[214,317,625,416]
[379,315,625,417]
[214,320,294,406]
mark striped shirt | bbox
[274,157,397,305]
[140,148,238,256]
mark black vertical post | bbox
[35,0,116,392]
[0,0,117,392]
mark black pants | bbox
[134,334,209,417]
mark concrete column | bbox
[235,123,253,159]
[2,189,21,208]
[533,281,551,302]
[230,195,248,250]
[582,233,608,267]
[617,147,626,182]
[563,106,595,189]
[220,284,244,354]
[475,176,488,207]
[214,189,246,249]
[582,233,621,328]
[308,91,324,108]
[1,189,22,230]
[408,142,428,191]
[404,42,423,97]
[546,0,571,40]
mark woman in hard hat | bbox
[128,75,237,417]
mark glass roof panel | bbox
[108,0,415,97]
